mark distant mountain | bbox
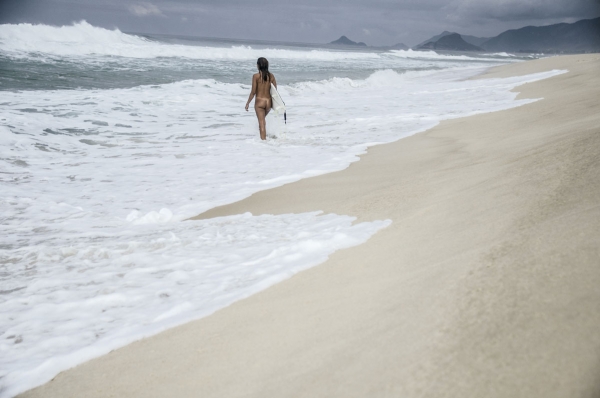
[390,42,409,50]
[330,36,367,46]
[461,34,490,47]
[415,31,453,48]
[417,33,483,52]
[415,31,489,49]
[481,17,600,53]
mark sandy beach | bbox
[20,53,600,397]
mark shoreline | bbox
[19,54,600,397]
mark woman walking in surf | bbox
[245,57,277,140]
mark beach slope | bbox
[21,54,600,398]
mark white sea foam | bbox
[0,37,566,398]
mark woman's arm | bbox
[245,74,257,111]
[271,73,277,89]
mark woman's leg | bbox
[254,99,268,140]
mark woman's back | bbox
[254,73,274,99]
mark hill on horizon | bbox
[417,33,483,52]
[482,17,600,53]
[415,31,489,49]
[390,42,409,50]
[330,35,367,46]
[414,17,600,53]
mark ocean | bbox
[0,21,562,397]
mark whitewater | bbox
[0,21,562,397]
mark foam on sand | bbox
[0,211,389,398]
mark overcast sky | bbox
[1,0,599,46]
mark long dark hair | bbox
[257,57,270,82]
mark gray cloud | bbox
[128,3,164,17]
[444,0,600,22]
[1,0,599,46]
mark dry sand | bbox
[21,54,600,398]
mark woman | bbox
[245,57,277,140]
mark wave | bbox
[383,49,525,63]
[0,21,380,61]
[483,52,516,57]
[285,68,441,94]
[386,49,480,60]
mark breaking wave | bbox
[0,21,380,61]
